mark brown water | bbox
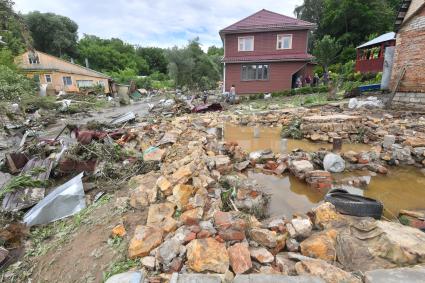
[225,125,425,219]
[251,168,425,219]
[224,124,371,154]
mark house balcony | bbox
[355,57,384,74]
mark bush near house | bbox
[0,65,36,100]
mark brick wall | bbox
[224,30,308,58]
[225,62,312,94]
[392,92,425,109]
[390,6,425,93]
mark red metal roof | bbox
[220,9,316,34]
[223,53,314,63]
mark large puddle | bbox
[225,124,425,219]
[224,124,371,153]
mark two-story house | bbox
[220,9,316,94]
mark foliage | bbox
[313,35,341,73]
[77,35,149,75]
[20,94,57,111]
[0,169,48,200]
[271,85,329,97]
[24,11,78,57]
[0,0,29,55]
[0,48,16,69]
[0,65,35,100]
[281,117,303,139]
[167,38,220,90]
[136,47,168,74]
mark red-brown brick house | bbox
[220,9,316,94]
[390,0,425,108]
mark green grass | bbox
[103,259,140,281]
[26,194,111,257]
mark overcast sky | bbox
[14,0,303,49]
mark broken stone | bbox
[129,172,160,208]
[228,243,252,274]
[305,170,332,191]
[111,224,126,238]
[403,137,425,148]
[172,184,194,210]
[289,160,314,180]
[181,207,203,225]
[286,238,300,252]
[249,247,274,263]
[128,226,163,259]
[214,211,246,241]
[157,176,172,194]
[146,202,177,233]
[105,271,144,283]
[313,203,345,230]
[141,256,156,270]
[289,218,312,239]
[235,160,250,171]
[300,229,337,261]
[295,259,361,283]
[186,238,229,273]
[157,238,184,267]
[259,266,281,274]
[250,228,277,248]
[171,164,194,184]
[0,247,9,265]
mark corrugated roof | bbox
[220,9,316,34]
[357,32,396,49]
[223,53,314,63]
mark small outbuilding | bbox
[355,32,396,74]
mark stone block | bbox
[365,267,425,283]
[234,274,325,283]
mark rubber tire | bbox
[324,193,383,219]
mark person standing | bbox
[229,84,236,104]
[313,73,320,86]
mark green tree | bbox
[167,38,220,90]
[77,35,148,75]
[0,0,30,55]
[294,0,324,24]
[313,35,341,75]
[136,47,167,74]
[24,11,78,57]
[0,65,35,100]
[320,0,395,47]
[207,46,223,56]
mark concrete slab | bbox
[234,274,325,283]
[172,273,222,283]
[365,267,425,283]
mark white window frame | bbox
[277,34,293,50]
[238,36,254,52]
[45,74,52,83]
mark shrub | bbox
[281,117,303,139]
[0,65,36,101]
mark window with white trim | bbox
[76,80,94,88]
[238,36,254,51]
[45,74,52,83]
[277,34,292,50]
[241,64,269,81]
[63,76,73,86]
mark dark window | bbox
[241,64,269,81]
[63,76,73,86]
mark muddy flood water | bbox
[225,124,425,219]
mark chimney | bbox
[70,58,74,64]
[85,58,89,68]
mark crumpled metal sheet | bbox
[23,172,86,227]
[110,112,136,125]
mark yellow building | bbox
[16,50,111,94]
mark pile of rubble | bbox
[1,100,425,283]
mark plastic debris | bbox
[23,172,86,227]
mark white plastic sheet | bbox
[23,172,86,227]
